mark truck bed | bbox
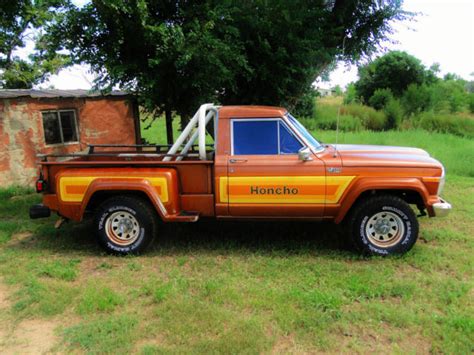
[39,144,216,218]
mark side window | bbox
[232,120,278,155]
[279,121,303,154]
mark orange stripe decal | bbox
[220,176,355,204]
[59,176,169,203]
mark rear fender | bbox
[79,178,177,221]
[334,177,430,224]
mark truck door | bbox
[226,117,326,217]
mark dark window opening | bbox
[42,110,78,145]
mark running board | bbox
[167,211,200,222]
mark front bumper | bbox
[432,198,452,217]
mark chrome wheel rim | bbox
[105,211,140,246]
[365,211,405,248]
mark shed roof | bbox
[0,89,131,99]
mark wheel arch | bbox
[335,178,429,224]
[79,179,171,221]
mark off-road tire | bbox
[347,195,419,256]
[94,195,157,255]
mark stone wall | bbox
[0,96,138,187]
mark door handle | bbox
[229,158,248,163]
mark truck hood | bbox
[333,144,441,168]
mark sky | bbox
[36,0,474,90]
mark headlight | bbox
[437,165,445,196]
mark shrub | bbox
[341,103,387,131]
[401,83,432,116]
[430,80,467,113]
[412,112,474,139]
[368,88,393,110]
[343,83,357,104]
[313,114,363,132]
[291,87,317,118]
[384,98,403,129]
[468,93,474,114]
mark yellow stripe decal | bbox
[220,176,355,204]
[59,176,169,203]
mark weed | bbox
[77,284,124,315]
[63,315,138,353]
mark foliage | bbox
[468,94,474,114]
[368,88,393,110]
[355,51,436,102]
[0,0,70,88]
[401,83,432,116]
[313,98,386,131]
[44,0,407,131]
[332,85,343,96]
[290,86,317,118]
[341,103,387,130]
[343,83,358,104]
[429,79,468,113]
[383,98,403,129]
[409,112,474,139]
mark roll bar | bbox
[163,104,219,161]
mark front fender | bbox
[334,177,431,224]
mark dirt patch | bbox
[0,280,60,354]
[7,232,34,247]
[334,323,431,353]
[0,318,60,354]
[271,334,297,354]
[0,281,11,310]
[134,335,166,353]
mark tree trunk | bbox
[165,109,173,145]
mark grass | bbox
[0,128,473,352]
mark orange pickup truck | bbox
[30,104,451,256]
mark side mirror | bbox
[298,147,313,162]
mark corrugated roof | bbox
[0,89,131,99]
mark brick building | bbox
[0,89,140,186]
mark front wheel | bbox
[94,196,157,255]
[347,195,419,256]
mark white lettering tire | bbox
[94,196,157,255]
[347,195,419,256]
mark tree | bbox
[355,51,435,102]
[0,0,70,89]
[46,0,407,143]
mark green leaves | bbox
[40,0,405,119]
[0,0,72,88]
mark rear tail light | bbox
[36,179,47,193]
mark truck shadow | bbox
[151,219,352,257]
[13,219,353,257]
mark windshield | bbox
[287,114,322,150]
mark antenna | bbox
[333,35,347,158]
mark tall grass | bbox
[314,96,474,139]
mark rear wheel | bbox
[347,195,419,256]
[94,195,157,255]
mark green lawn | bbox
[0,130,473,353]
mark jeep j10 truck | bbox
[30,104,451,256]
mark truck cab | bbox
[30,104,451,256]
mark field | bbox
[0,121,473,353]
